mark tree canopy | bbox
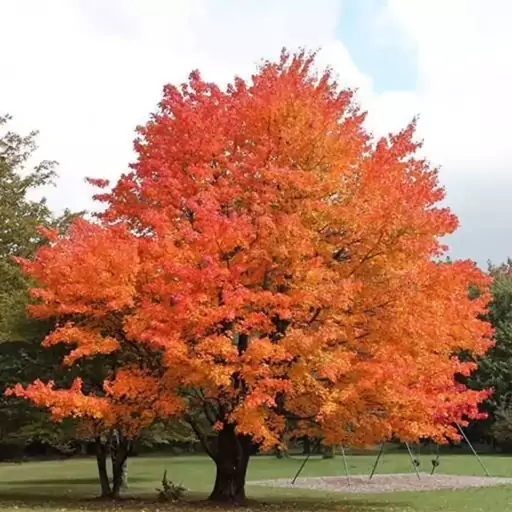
[9,51,493,503]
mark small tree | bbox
[0,114,76,342]
[9,51,492,503]
[0,115,80,459]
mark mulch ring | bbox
[249,472,512,494]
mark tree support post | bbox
[405,442,421,480]
[369,443,385,480]
[455,423,490,477]
[340,445,351,485]
[292,452,311,484]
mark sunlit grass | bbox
[0,452,511,511]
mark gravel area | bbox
[249,473,512,494]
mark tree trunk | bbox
[110,436,130,499]
[208,425,251,504]
[209,460,248,503]
[94,437,111,498]
[121,459,128,488]
[323,445,336,459]
[302,436,311,455]
[111,460,125,498]
[313,438,323,454]
[111,455,129,497]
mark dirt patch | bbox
[249,472,512,494]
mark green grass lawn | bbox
[1,453,512,511]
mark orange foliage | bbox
[9,50,492,450]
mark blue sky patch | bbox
[336,0,417,92]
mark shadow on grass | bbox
[2,476,153,486]
[0,491,413,512]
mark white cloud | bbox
[375,0,512,264]
[1,0,378,215]
[382,0,512,172]
[2,0,510,264]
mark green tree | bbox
[0,114,79,455]
[0,114,77,341]
[481,261,512,406]
[0,340,76,455]
[465,260,512,448]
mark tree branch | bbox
[185,414,218,461]
[308,307,322,324]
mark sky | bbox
[1,0,511,267]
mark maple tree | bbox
[8,51,492,503]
